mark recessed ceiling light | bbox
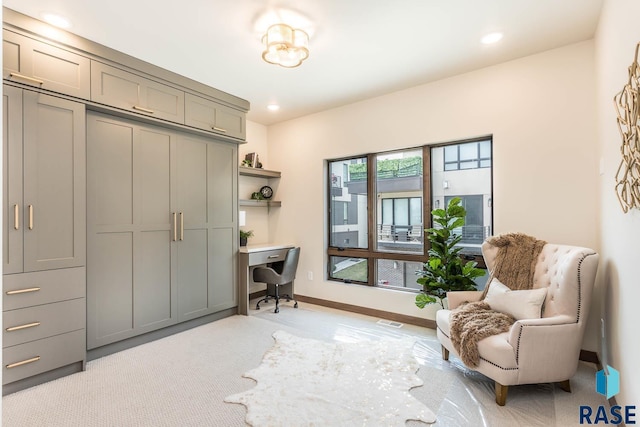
[481,32,503,45]
[267,104,280,112]
[41,12,71,29]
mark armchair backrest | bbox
[482,241,599,323]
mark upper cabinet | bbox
[91,61,185,124]
[3,29,90,99]
[185,93,246,141]
[3,7,249,142]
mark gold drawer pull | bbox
[6,287,41,295]
[6,356,41,369]
[14,204,19,230]
[132,105,154,114]
[9,73,44,86]
[212,126,227,133]
[6,322,41,332]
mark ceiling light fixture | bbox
[262,23,309,68]
[267,104,280,111]
[481,32,503,45]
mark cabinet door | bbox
[22,91,85,272]
[185,93,246,140]
[208,140,238,311]
[174,135,237,319]
[3,30,90,99]
[174,134,212,321]
[3,85,24,274]
[91,61,185,123]
[86,113,176,349]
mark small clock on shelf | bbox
[259,185,273,200]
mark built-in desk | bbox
[238,243,294,315]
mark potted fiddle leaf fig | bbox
[239,230,254,247]
[415,197,484,309]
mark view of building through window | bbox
[327,138,492,290]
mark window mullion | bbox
[422,146,431,256]
[367,152,376,285]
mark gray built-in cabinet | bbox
[91,61,186,123]
[86,113,238,349]
[2,7,247,392]
[3,29,90,99]
[2,84,87,391]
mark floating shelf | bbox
[239,199,282,207]
[239,166,281,179]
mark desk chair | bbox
[253,247,300,313]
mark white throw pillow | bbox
[484,278,548,320]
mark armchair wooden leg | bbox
[495,382,508,406]
[558,380,571,393]
[441,345,449,361]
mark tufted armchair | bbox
[436,240,599,405]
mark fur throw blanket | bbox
[482,232,547,298]
[450,301,515,367]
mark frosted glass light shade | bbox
[262,23,309,68]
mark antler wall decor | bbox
[613,42,640,213]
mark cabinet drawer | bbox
[3,267,86,311]
[185,93,245,140]
[3,298,85,348]
[249,249,290,266]
[3,30,90,99]
[91,61,185,123]
[3,329,85,385]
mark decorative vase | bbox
[240,237,247,247]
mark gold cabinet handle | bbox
[14,204,19,230]
[180,212,184,241]
[132,105,154,114]
[6,322,41,332]
[212,126,227,133]
[9,73,44,86]
[28,205,33,230]
[6,356,41,369]
[6,287,41,295]
[173,212,177,242]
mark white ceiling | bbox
[3,0,603,125]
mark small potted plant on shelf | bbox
[239,230,254,247]
[415,197,484,309]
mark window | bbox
[444,140,491,171]
[329,157,367,250]
[327,138,492,290]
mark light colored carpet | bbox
[225,330,436,426]
[2,302,609,426]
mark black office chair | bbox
[253,247,300,313]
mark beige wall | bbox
[255,41,600,342]
[239,120,270,246]
[595,0,640,408]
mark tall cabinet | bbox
[86,113,237,350]
[2,85,86,387]
[3,7,246,391]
